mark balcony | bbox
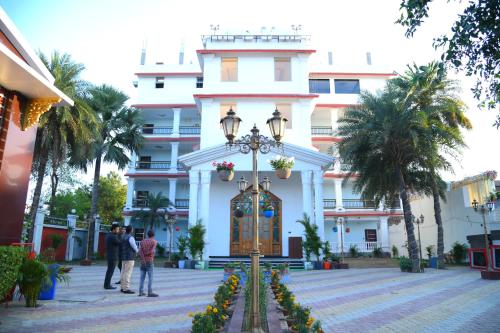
[323,198,401,210]
[179,126,200,135]
[132,198,190,209]
[323,199,336,209]
[311,126,333,136]
[142,126,173,135]
[135,161,171,170]
[330,242,383,253]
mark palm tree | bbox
[28,51,97,237]
[337,87,424,272]
[296,213,322,263]
[133,192,172,231]
[391,62,471,267]
[84,84,144,260]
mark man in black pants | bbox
[115,227,125,284]
[104,223,122,290]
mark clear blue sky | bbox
[1,0,499,181]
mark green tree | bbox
[296,213,322,262]
[28,51,97,237]
[97,172,126,224]
[84,84,143,260]
[337,87,424,272]
[51,185,92,220]
[391,62,472,267]
[397,0,500,125]
[132,192,172,231]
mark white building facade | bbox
[124,31,403,259]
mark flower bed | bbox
[190,274,240,332]
[271,270,324,332]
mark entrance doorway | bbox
[230,186,282,256]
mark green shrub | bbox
[176,235,189,259]
[156,244,165,257]
[426,245,435,259]
[399,256,413,272]
[18,258,50,307]
[0,246,26,300]
[392,245,399,258]
[373,247,383,258]
[451,242,468,264]
[188,220,206,260]
[349,244,359,258]
[49,234,64,250]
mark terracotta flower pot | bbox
[323,261,331,270]
[218,169,234,181]
[275,168,291,179]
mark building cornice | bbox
[315,104,356,108]
[324,211,402,217]
[197,49,316,54]
[309,72,396,77]
[131,103,197,109]
[125,173,188,178]
[134,72,202,77]
[312,137,343,143]
[194,93,318,99]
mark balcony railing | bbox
[323,199,336,209]
[179,126,201,135]
[133,198,189,209]
[311,126,333,136]
[135,161,171,170]
[142,126,173,135]
[343,199,377,209]
[330,242,383,253]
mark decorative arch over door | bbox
[230,186,282,256]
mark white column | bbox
[129,153,137,171]
[336,218,344,253]
[125,178,135,208]
[33,206,45,254]
[330,108,338,133]
[124,216,132,226]
[93,217,100,255]
[172,108,181,136]
[301,170,313,218]
[313,170,325,240]
[168,178,177,205]
[66,213,77,261]
[379,216,389,252]
[199,170,211,259]
[188,170,200,227]
[335,179,343,210]
[169,142,179,172]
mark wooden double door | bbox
[230,187,282,256]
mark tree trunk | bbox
[397,168,420,272]
[432,183,445,268]
[28,148,48,242]
[86,153,102,260]
[49,166,59,215]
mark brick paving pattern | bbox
[0,266,499,332]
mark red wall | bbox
[41,227,68,261]
[98,232,106,257]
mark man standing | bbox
[120,225,138,294]
[139,229,158,297]
[104,223,122,290]
[115,227,125,285]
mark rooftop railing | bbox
[135,161,171,170]
[311,126,333,136]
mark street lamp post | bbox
[157,205,177,265]
[221,107,287,333]
[471,199,495,272]
[412,214,424,268]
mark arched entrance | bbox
[230,186,282,256]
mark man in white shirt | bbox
[120,225,139,294]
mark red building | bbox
[0,8,73,245]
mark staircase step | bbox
[207,257,304,269]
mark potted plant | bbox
[18,257,50,307]
[277,262,290,283]
[213,161,235,181]
[188,220,206,269]
[262,199,274,218]
[322,241,332,270]
[39,264,70,300]
[269,155,294,179]
[297,213,323,270]
[238,262,248,287]
[176,236,189,269]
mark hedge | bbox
[0,246,27,300]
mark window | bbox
[365,229,377,242]
[142,124,154,134]
[309,79,330,93]
[220,103,236,120]
[334,79,360,94]
[274,57,291,81]
[134,228,145,241]
[155,77,164,88]
[138,156,151,169]
[221,58,238,81]
[276,104,292,129]
[196,77,203,88]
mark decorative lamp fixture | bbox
[220,107,241,144]
[237,176,248,193]
[261,176,271,192]
[486,200,494,212]
[156,208,165,215]
[419,214,424,223]
[472,199,479,211]
[266,107,287,143]
[166,205,177,215]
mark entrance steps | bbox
[208,256,304,269]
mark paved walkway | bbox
[0,266,499,332]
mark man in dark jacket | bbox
[103,223,122,289]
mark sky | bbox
[2,0,499,185]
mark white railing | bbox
[330,242,382,253]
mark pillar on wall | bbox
[334,179,343,211]
[66,212,77,261]
[168,178,177,205]
[124,215,132,226]
[93,217,101,255]
[336,218,344,253]
[301,170,313,218]
[33,206,45,254]
[313,170,325,240]
[188,170,200,227]
[379,216,389,252]
[172,108,181,136]
[125,178,135,208]
[170,142,179,172]
[199,170,211,259]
